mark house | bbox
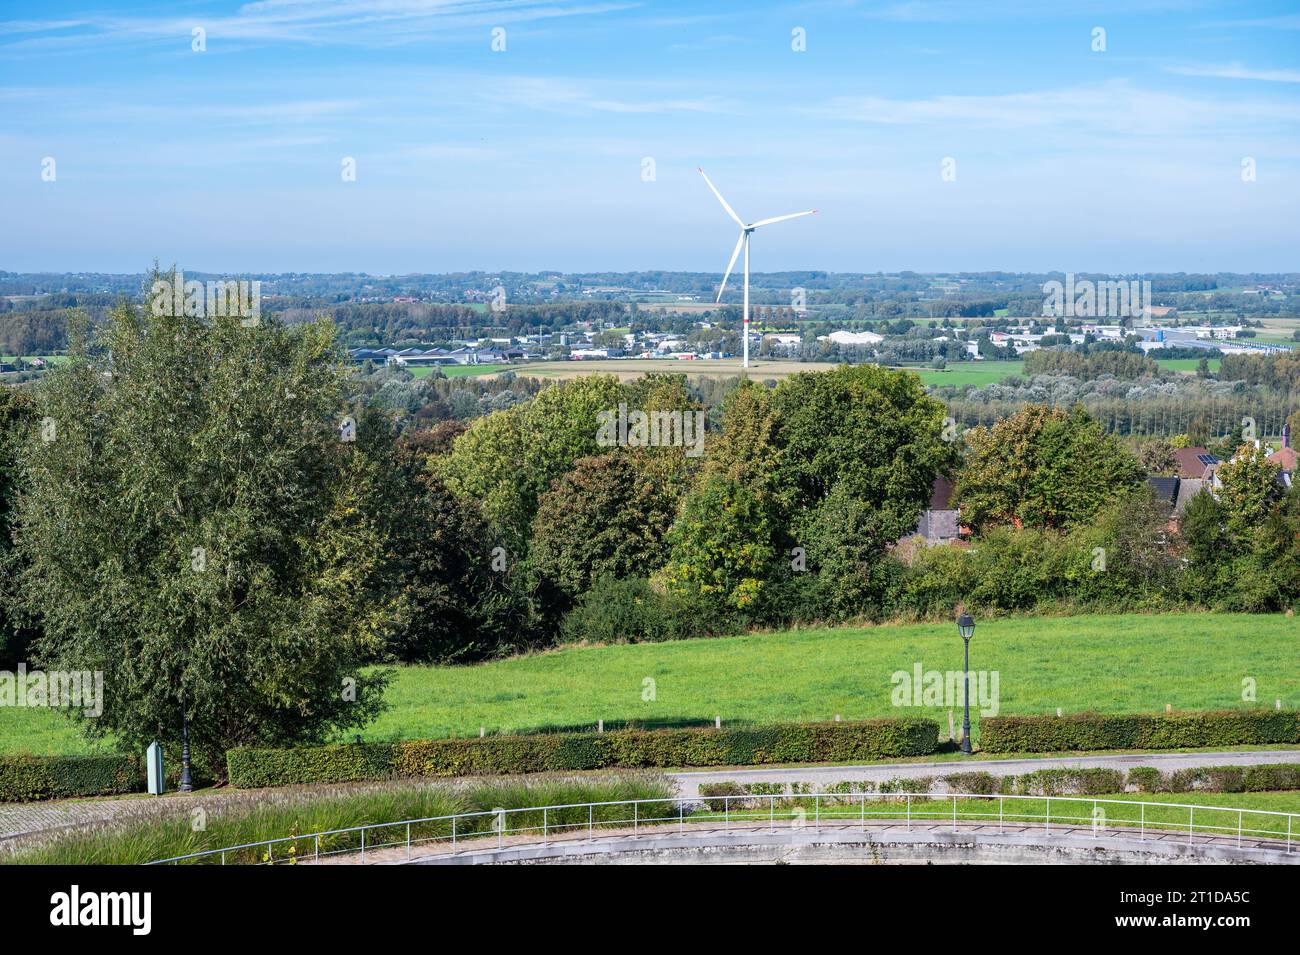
[1146,475,1208,520]
[1146,476,1179,509]
[1174,479,1207,516]
[1267,424,1295,489]
[912,477,960,543]
[1171,447,1219,480]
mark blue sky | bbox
[1,1,1298,273]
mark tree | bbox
[526,451,682,621]
[1215,444,1284,539]
[1137,439,1177,476]
[436,375,625,550]
[663,365,952,618]
[347,405,529,664]
[12,295,394,770]
[768,364,955,540]
[955,404,1143,531]
[659,474,778,612]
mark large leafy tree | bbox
[436,374,625,550]
[956,404,1143,531]
[12,295,394,769]
[353,407,529,664]
[769,364,955,537]
[1215,443,1284,539]
[663,365,952,615]
[526,451,683,620]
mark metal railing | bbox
[145,791,1299,865]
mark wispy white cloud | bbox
[0,1,639,51]
[815,80,1300,137]
[1207,14,1300,30]
[1166,63,1300,84]
[478,76,733,114]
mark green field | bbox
[905,360,1023,387]
[5,613,1295,756]
[407,363,509,379]
[1156,357,1222,373]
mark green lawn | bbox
[707,791,1300,839]
[906,360,1023,387]
[408,363,510,379]
[1156,357,1221,373]
[5,613,1296,756]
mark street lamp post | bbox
[956,614,975,755]
[179,688,193,793]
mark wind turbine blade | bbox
[698,167,744,227]
[749,209,818,229]
[716,230,745,302]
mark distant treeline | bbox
[949,393,1299,439]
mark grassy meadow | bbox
[4,613,1296,756]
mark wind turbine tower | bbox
[698,168,817,368]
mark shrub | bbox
[1013,767,1125,796]
[1126,767,1162,793]
[0,753,140,802]
[980,709,1300,753]
[228,718,940,789]
[1243,764,1300,792]
[698,781,747,810]
[940,771,999,795]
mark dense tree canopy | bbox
[12,296,393,768]
[955,404,1144,531]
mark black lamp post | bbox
[179,688,193,793]
[956,614,975,755]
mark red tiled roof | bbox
[1172,447,1218,479]
[1268,446,1298,472]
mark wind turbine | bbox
[698,168,817,368]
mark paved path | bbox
[4,749,1298,842]
[667,749,1300,797]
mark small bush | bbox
[1013,767,1125,796]
[559,577,737,645]
[698,781,747,811]
[0,753,140,802]
[1126,767,1162,793]
[980,709,1300,753]
[941,771,999,795]
[1242,764,1300,792]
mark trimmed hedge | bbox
[980,709,1300,753]
[1010,767,1126,796]
[0,753,141,802]
[227,718,940,789]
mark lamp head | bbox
[957,614,975,640]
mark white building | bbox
[819,330,884,346]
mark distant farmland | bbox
[484,358,837,381]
